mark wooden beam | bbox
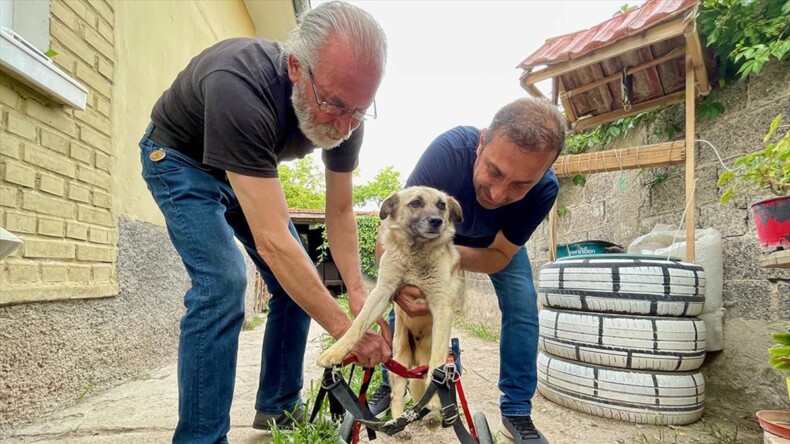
[684,55,696,262]
[551,77,559,105]
[573,91,685,131]
[553,141,686,177]
[558,77,578,124]
[524,83,548,100]
[684,25,711,96]
[521,16,688,86]
[565,47,686,99]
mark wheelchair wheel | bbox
[473,411,495,444]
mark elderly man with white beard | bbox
[138,2,390,443]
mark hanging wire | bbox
[695,139,736,172]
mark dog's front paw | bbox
[395,430,412,441]
[316,345,347,368]
[421,397,443,428]
[422,409,442,430]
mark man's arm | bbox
[228,172,389,366]
[456,230,520,274]
[228,172,354,338]
[324,169,367,316]
[389,229,519,316]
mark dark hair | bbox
[484,97,567,158]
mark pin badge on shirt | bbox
[150,149,166,162]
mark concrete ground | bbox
[5,315,762,444]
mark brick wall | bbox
[0,0,118,305]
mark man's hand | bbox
[393,285,431,317]
[350,330,391,368]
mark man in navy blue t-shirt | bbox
[372,98,564,444]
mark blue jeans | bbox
[139,125,311,444]
[381,247,539,416]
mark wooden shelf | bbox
[759,250,790,269]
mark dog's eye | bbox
[436,201,446,211]
[409,199,423,208]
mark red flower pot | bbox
[751,195,790,253]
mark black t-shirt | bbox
[406,126,559,248]
[150,38,362,177]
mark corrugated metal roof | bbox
[519,0,698,69]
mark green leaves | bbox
[769,329,790,374]
[697,97,725,121]
[352,166,403,208]
[278,157,326,210]
[699,0,790,81]
[317,215,381,278]
[719,114,790,204]
[563,111,658,156]
[279,158,403,211]
[772,330,790,346]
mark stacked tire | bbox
[536,254,707,425]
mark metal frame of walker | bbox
[310,338,495,444]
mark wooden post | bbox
[549,201,558,262]
[684,54,696,262]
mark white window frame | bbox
[0,0,87,110]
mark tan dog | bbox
[317,186,464,422]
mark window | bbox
[1,0,50,52]
[0,0,87,109]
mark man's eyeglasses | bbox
[307,67,377,121]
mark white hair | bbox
[281,1,387,71]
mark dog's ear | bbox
[379,192,399,220]
[447,196,463,224]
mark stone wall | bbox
[461,59,790,429]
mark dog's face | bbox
[379,186,463,242]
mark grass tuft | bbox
[455,317,499,342]
[242,315,265,331]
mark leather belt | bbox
[148,124,181,150]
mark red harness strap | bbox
[342,355,429,379]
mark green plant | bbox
[703,422,740,444]
[455,317,500,342]
[242,315,264,331]
[318,215,381,279]
[76,383,96,403]
[698,0,790,81]
[769,328,790,375]
[133,371,151,381]
[696,94,725,121]
[717,114,790,204]
[353,166,403,207]
[563,111,658,155]
[639,168,670,191]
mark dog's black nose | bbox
[428,216,443,229]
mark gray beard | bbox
[291,82,348,150]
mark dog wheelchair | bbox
[310,338,495,444]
